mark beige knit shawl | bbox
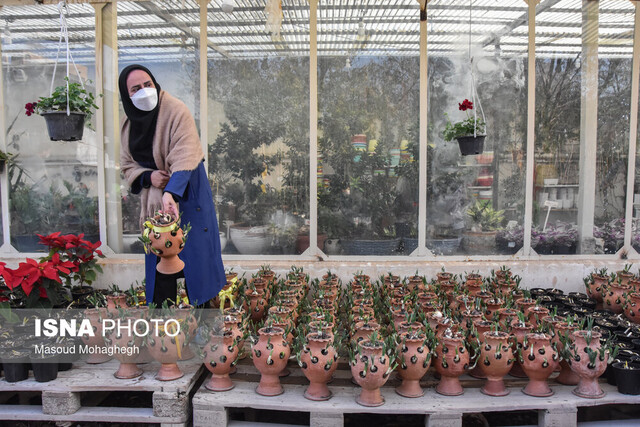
[120,90,204,226]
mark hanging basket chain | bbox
[50,1,85,116]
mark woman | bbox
[119,64,225,306]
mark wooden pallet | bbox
[193,358,640,427]
[0,358,206,426]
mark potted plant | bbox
[25,77,100,141]
[612,360,640,395]
[463,200,504,253]
[443,99,486,156]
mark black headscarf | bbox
[118,64,162,166]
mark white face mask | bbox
[130,87,158,111]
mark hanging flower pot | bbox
[443,98,487,156]
[456,135,486,156]
[41,111,86,141]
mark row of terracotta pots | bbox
[82,305,196,381]
[585,268,640,324]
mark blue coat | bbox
[145,162,226,305]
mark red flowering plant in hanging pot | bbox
[24,78,100,142]
[443,99,487,156]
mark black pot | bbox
[58,362,73,371]
[573,306,593,317]
[614,330,640,344]
[41,111,85,141]
[632,338,640,351]
[596,318,618,331]
[30,355,58,382]
[547,288,565,297]
[530,288,547,298]
[555,295,573,305]
[71,285,94,301]
[594,309,616,318]
[579,299,597,310]
[456,135,485,156]
[613,362,640,395]
[568,292,587,299]
[1,351,30,383]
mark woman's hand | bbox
[162,192,179,218]
[151,170,170,189]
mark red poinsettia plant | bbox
[0,233,104,308]
[442,98,486,142]
[37,232,105,288]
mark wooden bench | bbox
[193,358,640,427]
[0,358,205,426]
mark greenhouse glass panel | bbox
[427,0,528,256]
[0,3,98,252]
[317,0,420,257]
[594,1,634,255]
[534,0,634,256]
[118,0,201,254]
[207,0,310,256]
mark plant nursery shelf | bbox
[193,358,639,427]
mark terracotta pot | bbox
[211,278,237,310]
[143,216,186,274]
[252,327,290,396]
[351,339,392,407]
[396,333,431,398]
[147,320,187,381]
[509,320,533,378]
[352,321,381,343]
[397,321,423,335]
[300,332,338,401]
[81,308,111,364]
[243,288,267,322]
[568,330,608,399]
[434,335,469,396]
[251,277,270,300]
[407,276,425,292]
[461,309,484,332]
[623,292,640,324]
[106,294,128,309]
[497,308,518,330]
[224,315,244,368]
[552,321,579,385]
[224,306,247,359]
[479,331,514,396]
[419,301,440,315]
[468,320,493,379]
[520,333,558,397]
[436,272,452,283]
[204,331,239,391]
[616,271,634,286]
[173,307,197,361]
[266,319,294,377]
[587,275,608,303]
[527,306,550,326]
[604,282,631,314]
[417,291,438,305]
[268,306,294,323]
[516,298,536,317]
[308,320,335,339]
[485,298,504,320]
[392,309,413,331]
[104,316,143,379]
